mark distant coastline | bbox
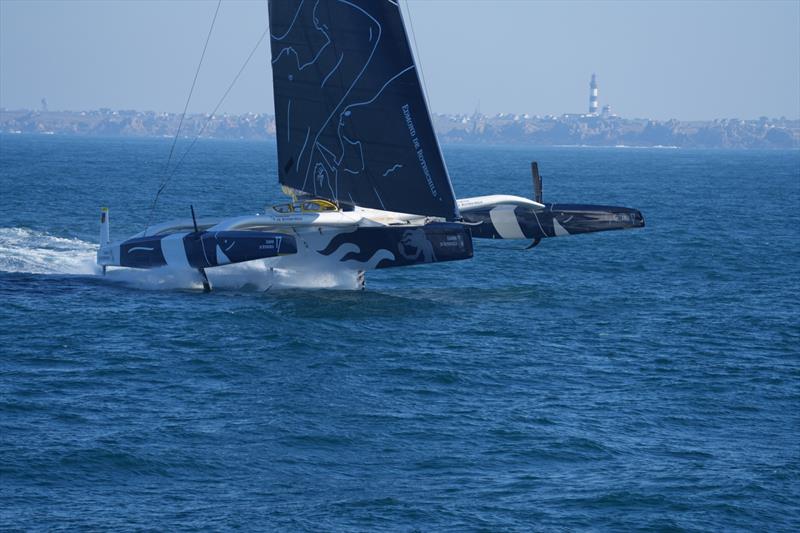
[1,108,798,149]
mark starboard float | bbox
[97,0,643,290]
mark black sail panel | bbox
[268,0,459,219]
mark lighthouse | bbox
[589,73,599,115]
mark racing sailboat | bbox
[97,0,643,290]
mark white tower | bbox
[589,74,598,115]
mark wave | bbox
[613,144,679,149]
[104,259,362,291]
[549,144,681,149]
[0,227,98,275]
[0,227,361,290]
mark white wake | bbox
[0,227,98,275]
[0,227,361,290]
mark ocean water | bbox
[1,135,798,531]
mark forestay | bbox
[268,0,459,219]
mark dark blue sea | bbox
[1,135,798,531]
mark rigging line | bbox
[165,24,271,183]
[144,0,222,235]
[403,0,432,111]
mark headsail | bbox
[268,0,459,219]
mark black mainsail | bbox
[268,0,459,219]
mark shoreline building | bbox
[589,73,599,115]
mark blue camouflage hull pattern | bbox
[464,203,645,240]
[120,231,297,269]
[318,223,473,269]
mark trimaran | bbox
[97,0,644,290]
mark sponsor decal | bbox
[440,234,464,248]
[402,103,438,199]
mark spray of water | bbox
[0,227,98,275]
[0,227,362,291]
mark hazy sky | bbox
[1,0,798,120]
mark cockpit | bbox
[272,198,339,214]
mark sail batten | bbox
[268,0,459,219]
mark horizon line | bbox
[1,106,799,123]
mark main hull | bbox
[97,207,473,284]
